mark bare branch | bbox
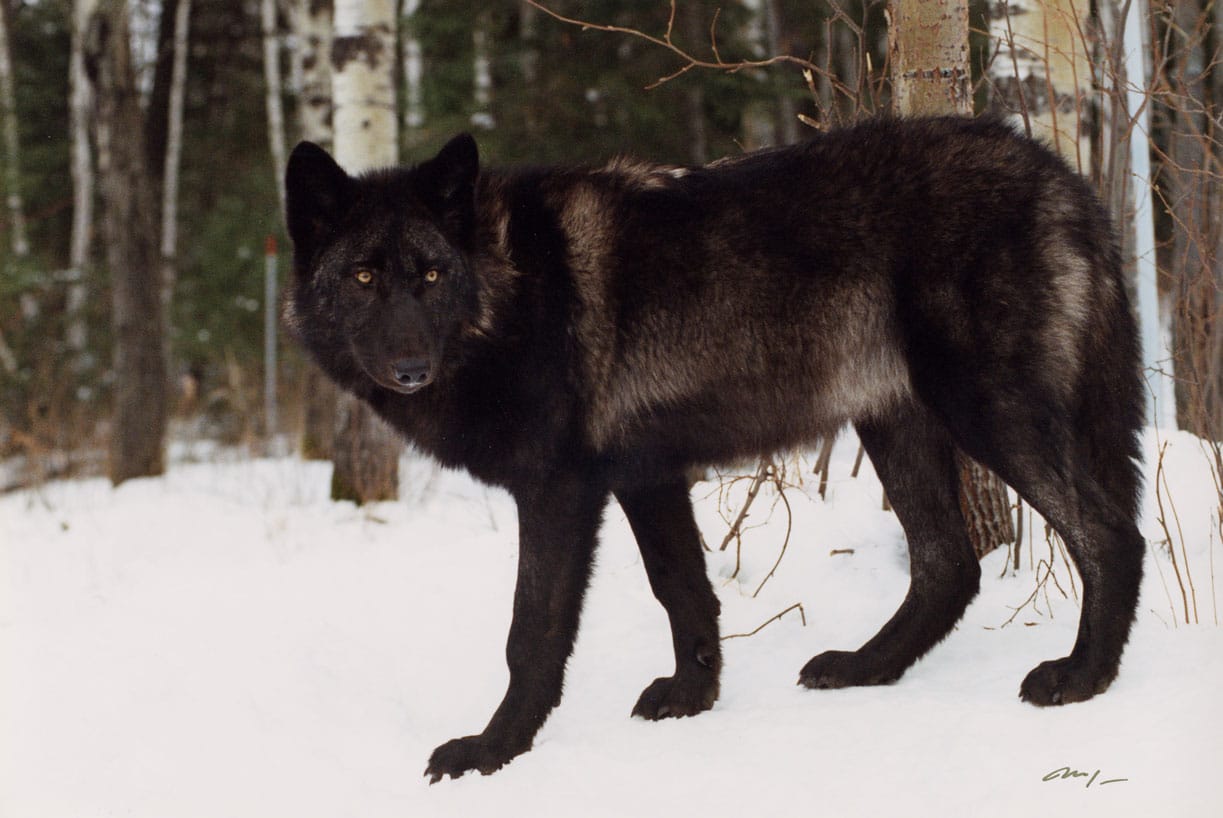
[524,0,835,92]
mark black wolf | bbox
[283,116,1144,782]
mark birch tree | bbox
[67,0,99,355]
[988,0,1093,171]
[889,0,1015,558]
[403,0,423,138]
[888,0,971,116]
[296,0,333,148]
[160,0,191,344]
[88,0,167,485]
[294,0,337,460]
[262,0,287,215]
[330,0,400,503]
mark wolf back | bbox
[283,116,1145,782]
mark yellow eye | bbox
[424,269,440,284]
[354,270,374,285]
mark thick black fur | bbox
[283,116,1145,782]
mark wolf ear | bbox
[285,141,352,259]
[415,133,479,239]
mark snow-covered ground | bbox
[2,429,1220,818]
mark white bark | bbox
[68,0,100,354]
[888,0,971,116]
[0,2,28,258]
[294,0,332,146]
[262,0,288,213]
[471,12,494,130]
[333,0,397,169]
[988,0,1093,171]
[160,0,190,331]
[331,0,399,502]
[403,0,423,133]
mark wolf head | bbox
[283,135,481,395]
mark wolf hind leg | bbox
[988,448,1142,705]
[615,479,721,719]
[800,403,980,690]
[935,385,1143,705]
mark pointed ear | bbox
[285,141,352,259]
[415,133,479,239]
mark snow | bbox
[3,429,1221,818]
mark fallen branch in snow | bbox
[721,602,806,641]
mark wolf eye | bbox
[354,270,374,285]
[424,269,440,284]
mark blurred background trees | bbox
[0,1,1218,492]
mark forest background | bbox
[0,0,1218,496]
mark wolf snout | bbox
[390,357,432,391]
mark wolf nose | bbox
[390,358,431,389]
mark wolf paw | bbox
[798,650,903,689]
[1019,657,1114,706]
[631,673,719,720]
[424,734,523,783]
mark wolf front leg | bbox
[615,480,721,719]
[424,477,607,783]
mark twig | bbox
[1158,442,1198,623]
[1154,441,1193,624]
[718,459,770,552]
[1001,557,1069,627]
[814,436,834,499]
[721,602,806,640]
[752,473,793,598]
[524,0,840,93]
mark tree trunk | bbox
[471,11,494,129]
[762,0,798,143]
[0,0,29,258]
[293,0,337,460]
[888,0,971,116]
[889,0,1014,559]
[987,0,1093,171]
[681,2,708,163]
[404,0,424,137]
[296,0,333,149]
[67,0,100,356]
[330,0,400,503]
[262,0,288,216]
[88,0,168,485]
[160,0,191,352]
[1162,1,1220,437]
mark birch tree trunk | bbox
[160,0,191,348]
[294,0,337,461]
[330,0,400,503]
[888,0,971,116]
[88,0,168,485]
[0,1,28,258]
[296,0,333,149]
[889,0,1014,559]
[262,0,287,216]
[988,0,1093,171]
[471,11,494,130]
[68,0,100,355]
